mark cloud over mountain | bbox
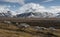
[0,6,9,13]
[15,3,60,18]
[17,3,46,14]
[17,3,60,14]
[0,2,60,18]
[42,0,54,2]
[50,6,60,13]
[0,5,16,15]
[0,3,60,16]
[1,0,25,5]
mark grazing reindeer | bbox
[34,26,47,31]
[16,22,19,25]
[48,27,56,32]
[4,21,11,26]
[18,23,30,30]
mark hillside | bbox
[0,22,60,37]
[0,18,60,28]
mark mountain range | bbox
[16,12,55,18]
[0,3,60,18]
[0,10,60,18]
[0,11,12,17]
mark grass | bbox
[0,22,60,37]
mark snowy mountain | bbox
[56,12,60,18]
[16,12,56,18]
[0,3,60,18]
[0,6,17,17]
[0,11,13,17]
[16,3,59,18]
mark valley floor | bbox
[0,23,60,37]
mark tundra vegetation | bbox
[0,18,60,37]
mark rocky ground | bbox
[0,22,60,37]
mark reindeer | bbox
[4,21,11,26]
[17,23,30,30]
[48,27,56,33]
[34,26,47,31]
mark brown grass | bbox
[0,22,60,37]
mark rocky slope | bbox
[0,22,60,37]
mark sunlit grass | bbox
[0,23,60,37]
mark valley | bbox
[0,18,60,37]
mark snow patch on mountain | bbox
[16,3,59,18]
[0,6,16,17]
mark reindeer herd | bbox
[3,20,56,32]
